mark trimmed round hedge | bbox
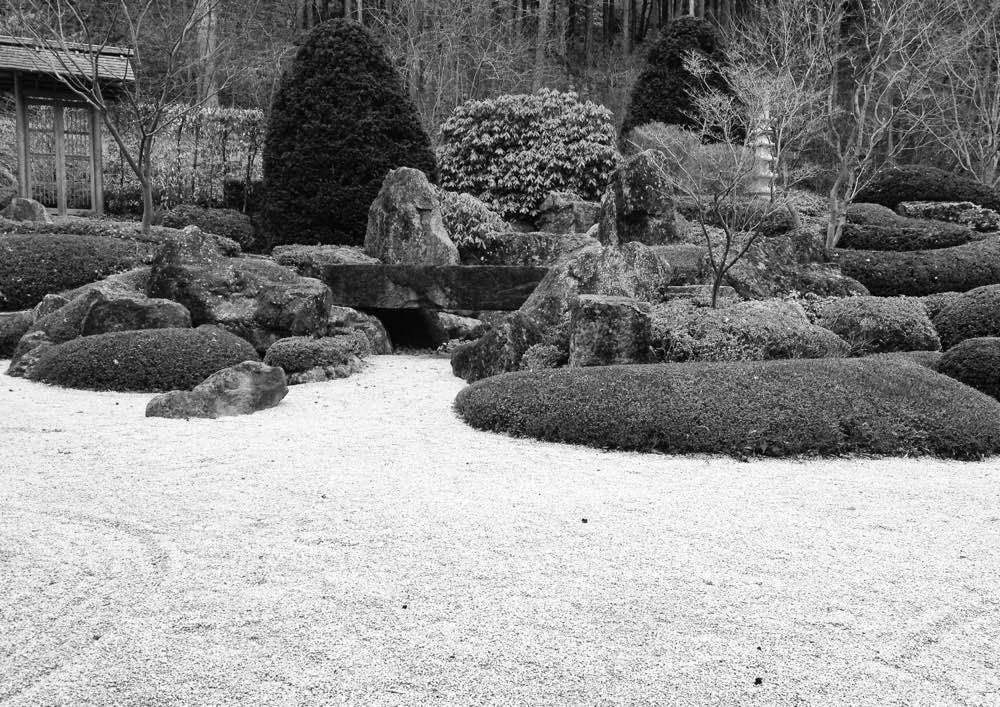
[161,205,254,249]
[835,237,1000,296]
[937,337,1000,400]
[454,358,1000,459]
[808,296,940,355]
[839,203,977,251]
[437,89,618,220]
[621,17,728,137]
[932,285,1000,349]
[27,326,258,392]
[0,234,145,311]
[263,333,369,373]
[856,166,1000,211]
[261,19,435,248]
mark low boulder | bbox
[1,197,51,223]
[148,226,333,351]
[146,361,287,418]
[597,150,678,246]
[364,168,460,266]
[569,295,652,367]
[326,305,392,354]
[272,244,380,278]
[536,192,601,234]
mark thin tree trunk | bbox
[195,0,219,108]
[533,0,552,89]
[623,0,631,53]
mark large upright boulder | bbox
[569,295,652,367]
[452,242,671,381]
[148,227,333,351]
[536,192,601,234]
[364,168,460,266]
[598,150,678,246]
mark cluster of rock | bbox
[896,201,1000,233]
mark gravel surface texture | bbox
[1,354,999,706]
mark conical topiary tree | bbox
[261,20,436,248]
[620,16,728,139]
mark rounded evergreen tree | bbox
[261,20,436,248]
[620,17,728,139]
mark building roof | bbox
[0,35,134,84]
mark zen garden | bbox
[2,1,1000,705]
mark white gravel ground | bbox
[1,353,999,706]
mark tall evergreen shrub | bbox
[621,17,728,138]
[261,20,436,248]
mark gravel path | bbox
[2,354,999,706]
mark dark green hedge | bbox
[27,326,258,392]
[937,337,1000,400]
[835,237,1000,296]
[261,19,436,248]
[0,234,145,311]
[454,358,1000,459]
[808,296,940,355]
[839,213,976,251]
[621,17,728,137]
[0,310,32,357]
[932,285,1000,349]
[856,166,1000,211]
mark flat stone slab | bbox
[317,264,549,311]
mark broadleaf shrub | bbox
[620,16,728,137]
[437,89,618,220]
[931,284,1000,349]
[27,326,258,392]
[454,358,1000,459]
[0,234,147,311]
[937,337,1000,400]
[835,238,1000,296]
[856,166,1000,211]
[437,189,507,252]
[262,19,436,248]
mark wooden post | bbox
[12,72,29,199]
[53,100,66,216]
[90,106,104,215]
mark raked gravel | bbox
[1,354,999,706]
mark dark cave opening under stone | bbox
[366,309,446,350]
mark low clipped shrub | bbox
[437,89,618,220]
[650,299,849,362]
[808,296,940,355]
[263,333,369,373]
[932,285,1000,349]
[437,189,507,252]
[27,326,258,392]
[868,350,942,370]
[856,166,1000,211]
[835,237,1000,296]
[0,310,32,357]
[161,205,254,248]
[0,234,146,311]
[262,19,435,247]
[620,16,728,137]
[454,358,1000,459]
[920,292,962,319]
[839,203,977,251]
[937,337,1000,400]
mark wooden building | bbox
[0,36,134,216]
